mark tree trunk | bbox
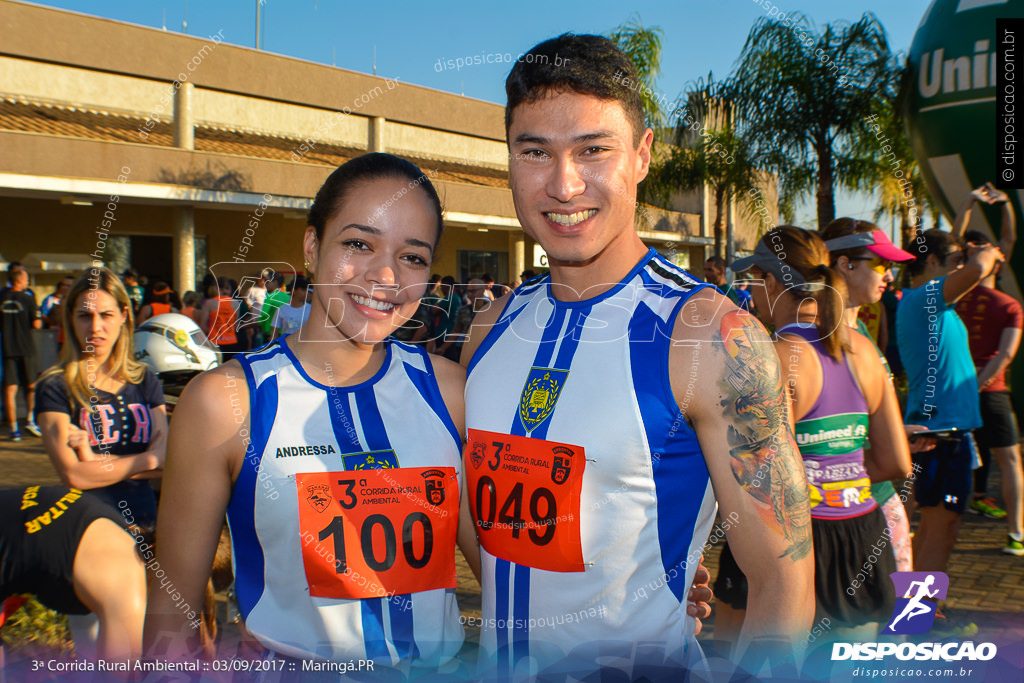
[714,185,726,259]
[815,138,835,230]
[725,190,735,263]
[899,204,916,253]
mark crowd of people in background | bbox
[0,262,519,434]
[699,182,1022,649]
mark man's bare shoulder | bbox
[668,292,785,421]
[668,286,740,345]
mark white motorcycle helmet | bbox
[134,313,221,376]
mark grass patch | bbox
[1,596,73,658]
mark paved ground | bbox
[698,477,1024,639]
[2,433,1021,659]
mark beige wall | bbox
[0,0,505,141]
[0,0,718,285]
[385,121,508,169]
[0,56,511,166]
[0,55,168,115]
[0,131,516,220]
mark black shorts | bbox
[713,509,897,627]
[976,391,1020,450]
[0,486,129,614]
[712,541,748,610]
[2,355,38,388]
[912,436,974,513]
[88,480,158,530]
[812,507,896,627]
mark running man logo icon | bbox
[882,571,950,635]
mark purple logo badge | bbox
[882,572,949,635]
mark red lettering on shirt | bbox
[94,404,120,445]
[128,404,151,443]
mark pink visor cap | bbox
[824,230,915,262]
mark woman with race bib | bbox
[144,153,479,677]
[730,226,913,642]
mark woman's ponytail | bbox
[811,264,848,361]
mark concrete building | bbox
[0,1,773,302]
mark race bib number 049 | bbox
[466,429,585,572]
[296,468,458,599]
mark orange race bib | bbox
[296,467,458,599]
[465,429,585,572]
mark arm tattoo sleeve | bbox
[716,309,812,561]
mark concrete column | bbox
[520,233,541,280]
[369,117,385,152]
[690,246,704,273]
[510,232,525,284]
[173,207,195,294]
[173,82,194,150]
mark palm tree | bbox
[730,12,899,229]
[653,74,763,258]
[608,15,665,130]
[607,16,679,208]
[845,94,931,248]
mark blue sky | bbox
[29,0,936,225]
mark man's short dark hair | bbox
[505,33,646,145]
[706,256,727,268]
[906,228,960,277]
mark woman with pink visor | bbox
[822,218,936,574]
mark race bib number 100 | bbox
[466,429,585,572]
[296,467,458,599]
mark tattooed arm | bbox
[670,290,814,655]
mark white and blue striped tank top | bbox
[465,249,718,676]
[226,337,465,665]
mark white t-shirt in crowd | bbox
[272,302,310,336]
[247,285,267,317]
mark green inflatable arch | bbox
[906,0,1024,410]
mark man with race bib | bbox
[460,34,815,680]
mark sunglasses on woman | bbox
[850,256,894,274]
